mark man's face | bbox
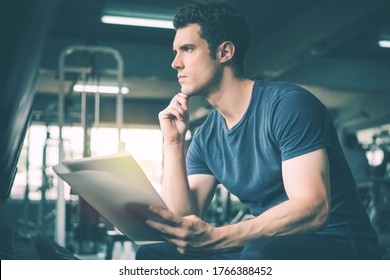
[172,24,222,96]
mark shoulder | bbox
[255,80,306,94]
[255,80,324,110]
[251,80,321,109]
[251,80,326,121]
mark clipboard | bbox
[53,153,167,245]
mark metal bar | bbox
[63,66,92,74]
[56,48,66,246]
[56,45,125,246]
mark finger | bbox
[170,98,188,115]
[147,220,194,244]
[169,241,206,256]
[149,205,183,225]
[175,93,189,110]
[170,94,188,110]
[165,238,189,251]
[146,219,183,238]
[169,101,186,117]
[160,106,185,122]
[177,92,188,99]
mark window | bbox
[11,125,163,200]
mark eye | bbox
[183,45,194,52]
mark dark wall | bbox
[0,0,59,201]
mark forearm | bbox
[212,197,329,250]
[161,141,197,216]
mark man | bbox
[136,0,381,259]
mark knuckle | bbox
[178,240,190,250]
[179,231,191,240]
[187,214,197,220]
[166,212,174,219]
[177,247,185,255]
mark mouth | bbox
[177,75,186,81]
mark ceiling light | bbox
[378,40,390,48]
[101,15,174,29]
[73,84,129,94]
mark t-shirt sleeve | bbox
[272,89,332,161]
[186,135,213,176]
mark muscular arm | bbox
[148,148,331,254]
[216,148,331,248]
[161,142,217,217]
[161,140,195,215]
[159,93,217,217]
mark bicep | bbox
[282,149,330,217]
[188,174,218,218]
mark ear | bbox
[218,41,235,63]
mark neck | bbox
[206,73,254,129]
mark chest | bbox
[202,122,283,200]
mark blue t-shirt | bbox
[186,80,377,241]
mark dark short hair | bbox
[173,0,251,77]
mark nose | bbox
[171,54,183,70]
